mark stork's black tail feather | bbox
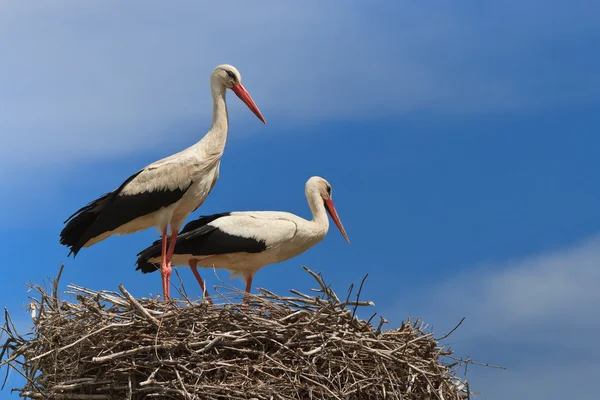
[59,192,113,256]
[60,170,145,256]
[135,238,163,274]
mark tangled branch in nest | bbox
[0,266,490,399]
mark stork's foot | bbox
[160,262,172,301]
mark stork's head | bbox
[306,176,350,244]
[212,64,266,124]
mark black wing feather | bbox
[135,212,267,274]
[179,212,231,235]
[60,169,191,257]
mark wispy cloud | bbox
[388,234,600,399]
[1,1,598,175]
[421,235,600,340]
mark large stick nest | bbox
[1,266,478,399]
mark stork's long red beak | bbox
[231,83,266,124]
[324,199,350,244]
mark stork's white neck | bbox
[306,188,329,234]
[199,80,229,150]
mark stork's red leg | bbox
[188,259,213,304]
[159,228,169,300]
[244,273,254,304]
[165,229,179,263]
[163,229,179,300]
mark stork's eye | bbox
[226,70,236,80]
[326,186,332,195]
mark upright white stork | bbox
[135,176,350,303]
[60,64,266,300]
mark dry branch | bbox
[0,267,485,400]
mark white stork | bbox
[60,64,266,300]
[135,176,350,303]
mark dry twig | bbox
[0,267,487,400]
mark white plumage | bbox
[60,64,266,300]
[136,176,350,303]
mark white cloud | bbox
[1,1,598,176]
[422,235,600,341]
[387,234,600,399]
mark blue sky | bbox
[1,1,599,398]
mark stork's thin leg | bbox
[188,260,213,305]
[166,229,179,261]
[163,229,179,300]
[244,274,254,304]
[159,228,169,301]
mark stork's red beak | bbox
[231,83,266,124]
[324,199,350,244]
